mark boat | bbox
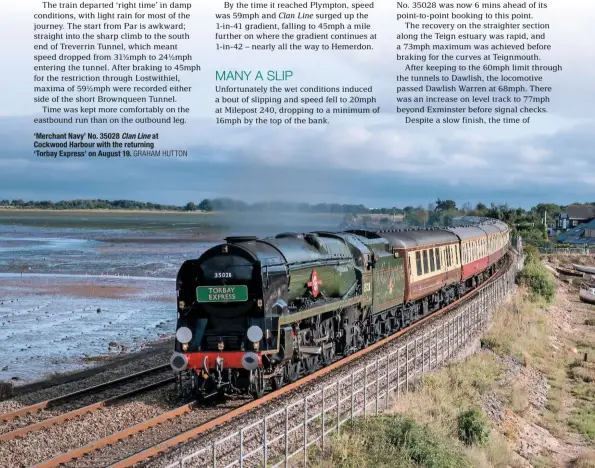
[573,264,595,275]
[579,283,595,304]
[556,266,583,277]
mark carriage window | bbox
[415,251,422,276]
[422,250,429,273]
[446,247,451,266]
[429,249,435,271]
[434,248,440,269]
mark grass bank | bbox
[311,254,595,467]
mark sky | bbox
[0,0,593,209]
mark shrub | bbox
[523,244,541,265]
[516,261,556,303]
[457,407,490,446]
[326,414,472,468]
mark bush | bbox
[523,244,541,264]
[516,261,556,303]
[457,407,490,446]
[327,414,472,468]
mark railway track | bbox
[0,364,172,439]
[0,364,189,467]
[28,254,516,468]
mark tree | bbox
[435,199,457,212]
[184,201,197,211]
[405,206,429,227]
[198,199,213,212]
[416,207,429,227]
[476,202,487,212]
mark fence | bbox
[539,247,595,255]
[165,261,519,468]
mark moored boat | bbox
[579,283,595,304]
[556,266,583,277]
[573,264,595,275]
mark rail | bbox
[162,256,520,468]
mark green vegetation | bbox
[319,415,473,468]
[0,198,212,212]
[315,352,509,468]
[314,257,595,467]
[457,407,491,446]
[0,198,390,214]
[515,246,557,303]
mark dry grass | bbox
[546,254,595,268]
[391,354,502,439]
[481,291,551,365]
[313,272,595,468]
[508,382,530,415]
[312,353,509,467]
[574,451,595,468]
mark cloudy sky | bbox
[0,0,592,208]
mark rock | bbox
[0,381,13,399]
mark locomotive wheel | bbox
[322,344,334,365]
[286,362,299,383]
[250,368,265,399]
[272,372,284,390]
[304,356,317,373]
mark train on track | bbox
[171,220,511,399]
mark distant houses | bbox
[558,205,595,229]
[557,205,595,245]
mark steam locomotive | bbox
[171,221,510,398]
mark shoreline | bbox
[0,208,213,215]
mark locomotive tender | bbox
[171,221,510,398]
